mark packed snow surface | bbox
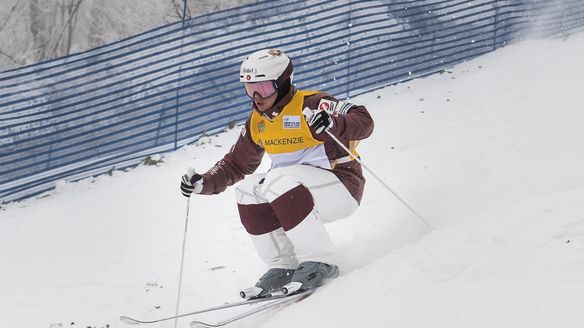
[1,33,584,328]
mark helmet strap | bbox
[274,61,294,103]
[275,78,291,104]
[276,61,294,86]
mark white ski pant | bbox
[235,165,358,268]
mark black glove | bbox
[307,109,333,134]
[180,168,203,197]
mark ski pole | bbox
[325,129,432,228]
[119,293,290,325]
[174,195,191,328]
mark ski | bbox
[190,289,315,328]
[119,293,288,325]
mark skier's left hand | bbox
[306,109,333,134]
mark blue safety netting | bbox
[1,0,584,202]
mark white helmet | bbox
[240,49,294,84]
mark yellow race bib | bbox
[250,90,322,154]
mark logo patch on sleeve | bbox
[318,98,354,115]
[283,115,301,129]
[318,99,337,114]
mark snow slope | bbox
[1,33,584,328]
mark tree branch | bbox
[171,0,182,19]
[48,0,86,59]
[0,0,24,32]
[171,0,191,21]
[0,48,24,66]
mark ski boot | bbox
[281,261,339,295]
[240,268,295,299]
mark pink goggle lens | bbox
[243,81,277,98]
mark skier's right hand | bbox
[180,167,203,197]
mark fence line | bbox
[1,0,584,202]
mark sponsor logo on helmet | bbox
[269,49,282,56]
[242,67,257,74]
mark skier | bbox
[180,49,374,297]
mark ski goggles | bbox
[243,81,278,99]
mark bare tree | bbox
[28,0,53,61]
[0,0,26,65]
[48,0,85,58]
[171,0,192,21]
[0,0,260,72]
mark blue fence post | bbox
[493,0,499,50]
[345,0,353,99]
[174,0,188,151]
[561,0,566,33]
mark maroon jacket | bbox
[199,87,374,204]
